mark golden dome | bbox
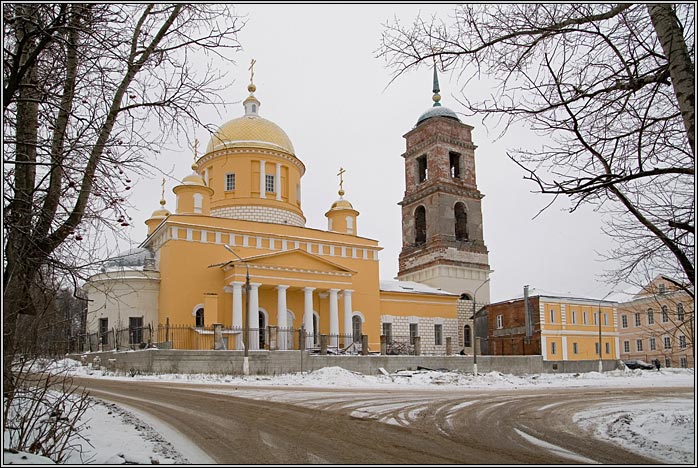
[331,198,354,210]
[182,173,206,186]
[206,115,295,155]
[150,207,170,218]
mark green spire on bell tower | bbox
[432,59,441,107]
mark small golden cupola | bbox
[145,178,171,235]
[325,167,359,235]
[173,140,214,215]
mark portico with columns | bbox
[219,249,358,350]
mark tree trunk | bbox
[648,3,695,156]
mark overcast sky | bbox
[123,4,622,303]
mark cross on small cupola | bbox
[337,167,346,197]
[244,58,260,116]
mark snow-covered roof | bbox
[102,247,154,272]
[380,279,457,296]
[491,287,618,306]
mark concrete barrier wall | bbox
[543,359,622,373]
[66,350,624,376]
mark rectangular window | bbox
[636,339,643,352]
[129,317,143,344]
[265,174,275,193]
[595,342,600,355]
[603,313,608,326]
[571,311,577,324]
[623,341,630,353]
[621,315,628,328]
[496,314,503,329]
[449,152,461,178]
[665,357,671,368]
[417,155,428,183]
[663,336,672,349]
[409,323,418,346]
[679,335,686,349]
[549,309,555,324]
[647,309,654,325]
[634,313,641,327]
[649,337,656,351]
[434,324,443,346]
[680,357,688,368]
[583,311,588,325]
[99,318,109,345]
[382,323,392,342]
[605,342,610,354]
[677,304,685,322]
[593,312,597,325]
[573,342,579,354]
[225,173,235,191]
[551,342,556,355]
[662,306,669,323]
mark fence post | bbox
[320,335,328,354]
[165,317,170,344]
[380,335,387,355]
[361,335,369,356]
[446,336,452,356]
[414,336,421,356]
[213,323,225,350]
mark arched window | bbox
[259,311,266,349]
[415,206,426,245]
[460,293,473,301]
[195,308,204,328]
[313,313,319,345]
[352,315,363,343]
[464,325,472,347]
[455,202,468,241]
[193,193,203,213]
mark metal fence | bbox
[74,325,364,353]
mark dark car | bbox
[623,359,655,370]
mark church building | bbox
[85,64,491,355]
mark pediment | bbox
[228,249,355,274]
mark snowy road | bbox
[71,376,690,464]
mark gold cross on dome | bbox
[337,167,346,192]
[249,58,257,84]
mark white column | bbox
[232,282,244,350]
[540,335,547,360]
[303,287,315,349]
[562,336,568,361]
[277,285,289,350]
[275,163,282,201]
[259,160,266,198]
[249,283,260,350]
[343,289,353,346]
[329,289,339,348]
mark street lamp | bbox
[471,278,490,377]
[225,245,250,375]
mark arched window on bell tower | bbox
[455,202,468,241]
[415,206,426,245]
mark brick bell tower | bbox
[397,65,491,304]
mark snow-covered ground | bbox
[4,359,695,464]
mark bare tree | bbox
[3,4,244,390]
[378,4,694,290]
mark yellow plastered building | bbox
[86,80,460,353]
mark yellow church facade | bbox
[86,76,460,354]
